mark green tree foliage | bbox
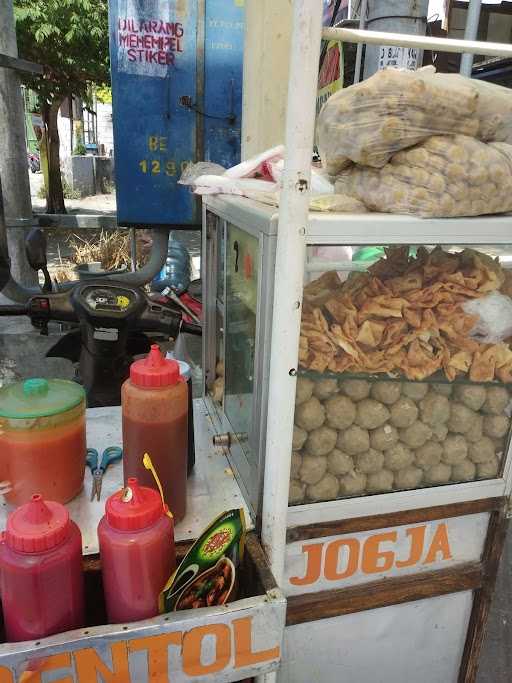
[14,0,110,213]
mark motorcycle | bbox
[27,151,40,174]
[0,228,201,408]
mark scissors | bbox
[86,447,123,502]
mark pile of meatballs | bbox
[290,376,510,504]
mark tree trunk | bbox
[42,98,66,214]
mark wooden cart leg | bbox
[458,505,509,683]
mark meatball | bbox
[431,423,449,443]
[451,460,476,482]
[355,399,390,430]
[305,426,338,456]
[325,395,357,430]
[442,435,468,465]
[468,436,495,464]
[454,385,487,412]
[307,473,340,502]
[355,449,384,474]
[402,382,429,401]
[366,469,394,493]
[394,465,423,490]
[295,396,325,431]
[483,415,509,439]
[313,378,339,401]
[384,443,414,471]
[415,441,442,470]
[448,403,477,434]
[465,414,484,444]
[299,455,327,485]
[390,398,419,428]
[338,425,370,455]
[492,438,507,457]
[476,455,499,479]
[370,381,401,405]
[295,377,314,406]
[340,379,370,402]
[432,383,453,397]
[419,392,450,427]
[400,421,433,449]
[482,386,510,415]
[293,425,308,451]
[327,449,354,476]
[424,463,452,484]
[370,424,399,451]
[339,471,367,496]
[289,480,306,505]
[291,452,303,479]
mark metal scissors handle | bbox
[87,447,123,502]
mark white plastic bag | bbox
[463,291,512,343]
[178,162,226,186]
[223,145,285,179]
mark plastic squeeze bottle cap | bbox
[130,344,181,388]
[5,494,70,553]
[106,478,168,531]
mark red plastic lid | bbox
[106,478,167,531]
[5,494,71,553]
[130,345,181,388]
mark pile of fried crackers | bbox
[300,246,512,383]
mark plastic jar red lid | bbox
[130,345,181,388]
[5,494,70,553]
[106,478,167,531]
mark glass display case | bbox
[203,196,512,522]
[290,243,512,505]
[202,198,277,515]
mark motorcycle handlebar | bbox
[181,321,202,336]
[0,305,29,316]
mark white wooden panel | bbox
[279,591,473,683]
[284,513,489,596]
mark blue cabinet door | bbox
[109,0,198,226]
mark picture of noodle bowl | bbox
[175,557,235,611]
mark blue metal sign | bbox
[109,0,245,227]
[204,0,244,169]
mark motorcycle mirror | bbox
[25,227,48,271]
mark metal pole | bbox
[130,227,137,271]
[0,0,37,287]
[353,0,368,83]
[322,27,512,58]
[460,0,483,76]
[362,0,429,79]
[261,0,322,585]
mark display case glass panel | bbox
[224,223,259,466]
[290,244,512,506]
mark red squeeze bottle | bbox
[122,345,188,520]
[0,494,84,642]
[98,477,175,623]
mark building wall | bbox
[96,102,114,157]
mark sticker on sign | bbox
[379,45,419,71]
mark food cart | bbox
[202,3,512,681]
[2,2,512,682]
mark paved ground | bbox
[7,179,510,679]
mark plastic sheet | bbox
[317,67,480,174]
[335,135,512,218]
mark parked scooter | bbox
[27,151,40,174]
[0,229,201,408]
